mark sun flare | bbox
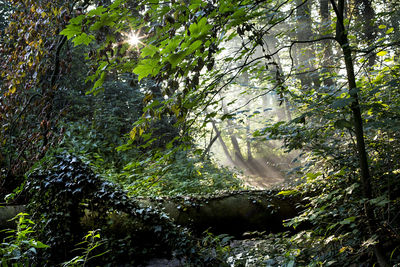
[127,32,140,46]
[125,30,145,50]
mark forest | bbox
[0,0,400,266]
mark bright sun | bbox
[126,31,145,48]
[127,32,140,46]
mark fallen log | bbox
[1,190,302,236]
[150,190,301,236]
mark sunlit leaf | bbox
[386,27,394,34]
[340,216,356,225]
[277,190,298,196]
[133,59,161,81]
[377,51,388,57]
[72,33,95,46]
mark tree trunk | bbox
[201,129,219,160]
[355,0,376,67]
[221,103,254,172]
[295,0,320,88]
[158,190,303,236]
[330,0,389,265]
[211,120,236,166]
[319,0,335,87]
[246,117,253,160]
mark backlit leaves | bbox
[133,59,162,81]
[377,51,388,57]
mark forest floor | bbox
[241,174,284,189]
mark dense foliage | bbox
[26,154,220,265]
[1,0,400,266]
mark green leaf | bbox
[345,183,358,194]
[232,7,246,19]
[377,51,388,57]
[189,0,203,11]
[72,33,94,47]
[69,15,85,25]
[33,241,49,248]
[133,59,161,81]
[168,51,186,68]
[94,72,105,89]
[370,195,390,207]
[109,0,123,9]
[59,24,81,39]
[277,190,298,196]
[306,172,321,180]
[378,24,386,29]
[87,6,107,16]
[141,45,158,58]
[221,114,235,120]
[198,17,207,29]
[386,27,394,34]
[189,21,200,37]
[340,216,356,225]
[187,40,202,54]
[87,72,106,95]
[161,36,182,55]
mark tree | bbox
[330,0,388,264]
[0,0,74,195]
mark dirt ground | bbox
[241,173,285,189]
